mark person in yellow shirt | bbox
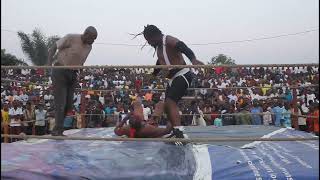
[261,83,272,96]
[1,103,10,142]
[129,92,138,103]
[1,103,10,125]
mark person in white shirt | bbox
[220,80,228,88]
[19,92,29,106]
[13,94,21,102]
[43,91,54,108]
[73,92,81,110]
[21,69,31,75]
[43,91,54,101]
[200,88,208,100]
[160,92,166,102]
[103,78,109,89]
[9,101,23,142]
[34,103,47,135]
[98,94,105,105]
[142,104,152,121]
[1,89,6,97]
[306,91,316,106]
[263,107,272,126]
[296,101,308,131]
[227,91,238,103]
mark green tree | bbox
[1,49,28,66]
[208,54,236,65]
[17,28,59,66]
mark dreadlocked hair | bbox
[143,25,162,40]
[129,25,162,57]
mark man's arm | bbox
[174,40,204,65]
[114,114,131,136]
[47,43,57,66]
[47,35,71,65]
[152,59,161,76]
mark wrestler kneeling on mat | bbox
[114,101,173,138]
[130,25,204,139]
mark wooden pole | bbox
[4,123,9,143]
[292,87,299,130]
[80,91,86,128]
[32,123,35,135]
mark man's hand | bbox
[152,59,161,76]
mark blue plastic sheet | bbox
[1,126,319,180]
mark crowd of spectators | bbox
[1,65,319,142]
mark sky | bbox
[1,0,319,65]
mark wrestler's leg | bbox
[114,125,131,137]
[165,98,181,127]
[150,101,165,125]
[137,124,172,138]
[164,76,188,127]
[131,100,144,121]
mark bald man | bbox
[47,26,98,136]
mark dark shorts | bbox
[165,71,193,103]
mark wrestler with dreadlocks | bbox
[130,25,204,139]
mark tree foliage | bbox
[1,49,28,66]
[17,28,60,65]
[208,54,236,65]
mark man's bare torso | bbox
[156,35,186,66]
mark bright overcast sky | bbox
[1,0,319,65]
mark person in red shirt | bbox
[135,77,142,92]
[214,67,224,75]
[210,106,219,125]
[312,102,319,136]
[306,104,315,133]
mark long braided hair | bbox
[130,25,162,56]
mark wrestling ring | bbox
[1,64,319,180]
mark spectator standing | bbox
[64,110,75,130]
[272,101,284,127]
[236,104,252,125]
[142,103,152,121]
[23,102,35,135]
[34,103,47,135]
[250,100,263,125]
[9,101,23,142]
[262,106,272,126]
[282,103,292,128]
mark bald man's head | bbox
[84,26,98,35]
[81,26,98,45]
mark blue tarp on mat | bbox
[209,129,319,180]
[1,126,319,180]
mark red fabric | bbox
[36,69,44,76]
[114,127,125,136]
[306,112,314,132]
[135,79,142,91]
[211,113,219,120]
[313,110,319,133]
[215,67,224,75]
[129,128,136,138]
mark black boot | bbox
[166,128,186,146]
[51,129,65,136]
